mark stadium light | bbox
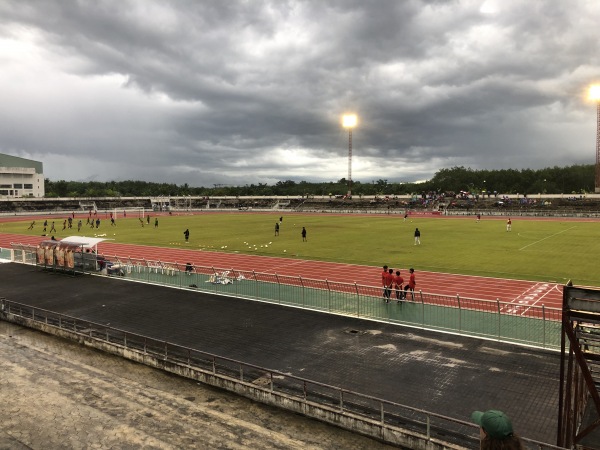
[342,114,358,197]
[590,85,600,192]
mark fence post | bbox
[426,415,431,439]
[355,283,360,317]
[420,290,425,328]
[325,279,331,312]
[275,273,281,303]
[542,304,546,348]
[253,271,258,298]
[233,268,238,297]
[457,294,461,331]
[299,276,305,307]
[496,299,501,340]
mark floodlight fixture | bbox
[589,85,600,101]
[342,114,358,129]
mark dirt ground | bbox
[0,321,398,450]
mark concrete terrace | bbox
[0,262,561,446]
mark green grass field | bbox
[2,212,599,286]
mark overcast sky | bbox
[1,1,599,186]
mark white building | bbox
[0,153,45,198]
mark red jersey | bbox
[381,269,388,286]
[394,275,404,288]
[384,271,394,288]
[408,273,416,289]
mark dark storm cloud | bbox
[0,0,599,185]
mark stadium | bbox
[2,191,600,448]
[5,2,600,447]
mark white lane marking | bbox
[518,226,576,251]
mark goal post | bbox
[113,207,145,219]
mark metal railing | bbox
[0,246,11,261]
[0,299,565,449]
[107,254,562,350]
[7,245,563,350]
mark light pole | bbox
[342,114,357,197]
[590,85,600,192]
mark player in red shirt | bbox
[394,270,404,301]
[381,265,389,298]
[404,268,416,300]
[384,268,395,302]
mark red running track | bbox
[0,232,563,309]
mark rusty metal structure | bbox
[558,283,600,448]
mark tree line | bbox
[44,164,594,198]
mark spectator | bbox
[384,268,394,303]
[394,270,404,301]
[404,268,416,300]
[381,265,389,299]
[471,410,524,449]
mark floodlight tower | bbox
[591,86,600,193]
[342,114,357,197]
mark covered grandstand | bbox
[1,193,600,218]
